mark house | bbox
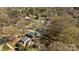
[15,36,31,46]
[34,31,41,38]
[0,37,9,45]
[14,36,31,51]
[14,30,41,50]
[24,16,30,21]
[0,38,7,44]
[25,31,41,38]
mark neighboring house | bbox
[18,36,31,46]
[34,31,41,38]
[25,31,41,38]
[0,39,7,44]
[25,32,34,38]
[24,16,30,21]
[0,37,8,45]
[24,16,30,19]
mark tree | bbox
[2,44,10,51]
[39,15,77,48]
[58,26,79,44]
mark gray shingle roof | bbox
[20,36,31,44]
[0,38,7,44]
[26,31,41,38]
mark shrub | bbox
[58,26,79,44]
[2,44,10,51]
[39,16,77,48]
